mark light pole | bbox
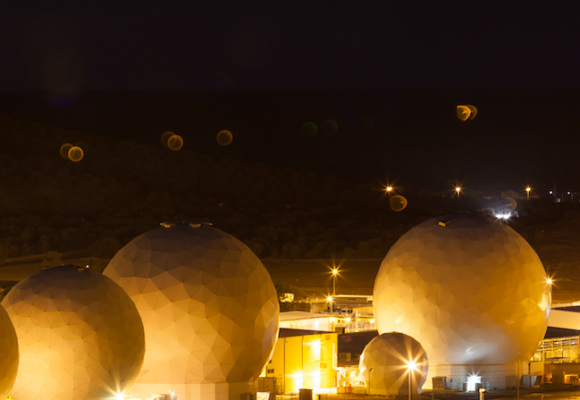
[332,268,338,296]
[526,186,531,200]
[455,186,461,196]
[327,296,333,315]
[406,360,417,400]
[517,352,521,400]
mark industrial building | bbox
[260,329,338,394]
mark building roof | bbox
[280,311,331,321]
[279,328,334,338]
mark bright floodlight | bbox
[332,268,338,275]
[455,187,461,193]
[526,187,531,192]
[3,265,145,400]
[327,296,333,302]
[374,214,551,389]
[104,223,279,400]
[547,278,553,285]
[495,212,511,220]
[359,332,428,396]
[386,186,393,192]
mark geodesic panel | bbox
[0,304,18,398]
[2,265,145,400]
[359,332,428,396]
[374,214,551,365]
[103,223,280,385]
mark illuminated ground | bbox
[288,386,580,400]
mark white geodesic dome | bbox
[359,332,428,396]
[0,304,18,399]
[2,265,145,400]
[103,223,280,385]
[374,213,551,365]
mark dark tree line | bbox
[0,116,503,261]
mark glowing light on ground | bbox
[467,374,481,391]
[217,130,233,146]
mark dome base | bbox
[130,382,254,400]
[425,363,525,391]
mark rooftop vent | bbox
[186,221,213,228]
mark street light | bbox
[332,268,338,296]
[385,186,393,193]
[327,296,333,315]
[526,186,531,200]
[455,186,462,196]
[406,360,417,400]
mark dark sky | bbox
[2,2,580,194]
[2,2,580,90]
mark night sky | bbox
[2,2,580,192]
[3,2,580,90]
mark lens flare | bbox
[456,105,471,121]
[466,105,477,120]
[68,146,84,162]
[501,197,518,212]
[167,134,184,151]
[75,141,89,155]
[320,120,338,136]
[161,131,175,147]
[301,122,318,137]
[390,195,408,212]
[60,143,73,159]
[216,130,233,146]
